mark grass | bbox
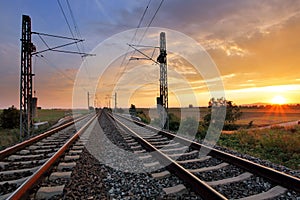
[237,107,300,126]
[139,106,300,127]
[34,109,72,126]
[0,109,76,150]
[0,128,19,149]
[218,126,300,170]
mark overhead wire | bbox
[64,0,93,87]
[57,0,75,38]
[138,0,165,45]
[39,55,76,85]
[113,0,152,89]
[119,0,152,71]
[125,0,164,66]
[56,0,93,95]
[66,0,85,55]
[122,0,165,76]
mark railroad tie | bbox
[49,171,72,180]
[0,166,39,176]
[133,150,146,154]
[57,162,76,170]
[0,161,8,169]
[64,155,80,161]
[7,154,43,161]
[19,149,30,155]
[151,170,170,179]
[239,186,287,200]
[139,155,152,160]
[177,156,211,164]
[131,145,142,150]
[0,176,28,187]
[155,142,181,148]
[167,150,198,158]
[143,161,160,168]
[125,138,135,143]
[35,185,65,200]
[72,145,84,150]
[127,141,139,146]
[68,150,83,155]
[188,162,229,173]
[163,184,187,195]
[207,172,253,186]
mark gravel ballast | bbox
[62,113,299,199]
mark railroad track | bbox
[0,113,97,200]
[106,111,300,199]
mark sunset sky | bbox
[0,0,300,109]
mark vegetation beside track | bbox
[0,109,75,150]
[134,105,300,170]
[218,126,300,170]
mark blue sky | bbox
[1,0,300,108]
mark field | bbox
[34,109,72,125]
[0,109,74,150]
[138,106,300,169]
[139,106,300,127]
[237,107,300,127]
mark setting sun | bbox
[271,95,286,105]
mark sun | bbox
[271,95,286,105]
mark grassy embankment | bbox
[138,107,300,169]
[218,126,300,170]
[0,109,71,150]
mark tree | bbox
[168,113,180,131]
[129,104,137,117]
[0,105,20,129]
[205,98,242,130]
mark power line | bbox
[57,0,93,85]
[138,0,165,44]
[39,55,76,84]
[126,0,165,66]
[114,0,152,85]
[119,0,152,68]
[66,0,84,55]
[57,0,75,38]
[66,0,84,49]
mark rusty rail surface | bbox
[0,114,90,160]
[6,114,98,200]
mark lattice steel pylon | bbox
[20,15,35,138]
[157,32,168,129]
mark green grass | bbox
[34,109,72,126]
[0,128,19,150]
[0,109,77,150]
[218,126,300,169]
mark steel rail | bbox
[107,112,227,200]
[0,114,90,161]
[7,113,98,200]
[116,113,300,193]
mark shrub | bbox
[0,106,20,129]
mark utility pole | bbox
[114,92,117,111]
[128,32,169,130]
[157,32,168,130]
[87,92,90,110]
[19,15,93,139]
[20,15,35,138]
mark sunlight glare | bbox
[271,95,286,105]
